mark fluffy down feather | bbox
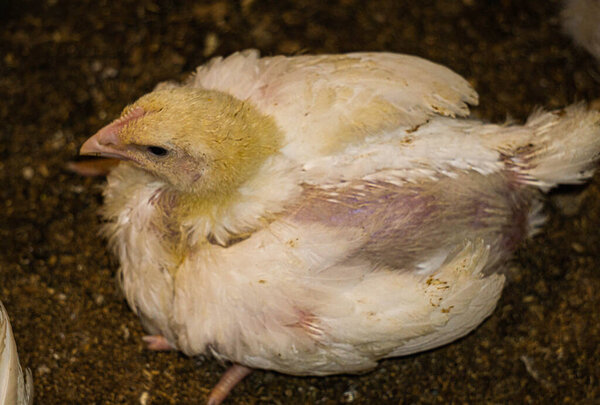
[80,50,600,404]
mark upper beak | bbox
[80,120,128,159]
[80,106,145,160]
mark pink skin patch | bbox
[291,309,325,341]
[290,171,533,274]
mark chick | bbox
[0,301,33,405]
[80,50,600,404]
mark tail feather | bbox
[513,104,600,191]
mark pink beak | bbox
[80,106,146,160]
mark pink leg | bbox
[207,364,253,405]
[142,334,175,351]
[66,158,120,176]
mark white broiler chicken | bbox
[79,50,600,404]
[0,301,33,405]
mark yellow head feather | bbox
[119,87,282,198]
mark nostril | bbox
[98,131,118,147]
[95,125,121,147]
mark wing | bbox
[185,49,478,159]
[297,239,504,362]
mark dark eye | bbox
[147,146,168,157]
